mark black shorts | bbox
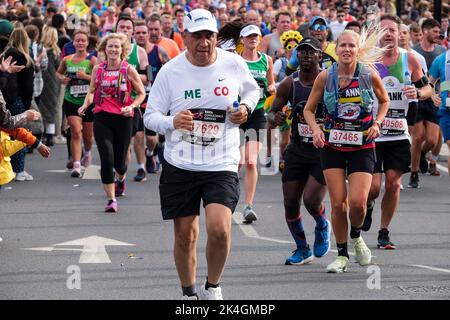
[159,160,240,220]
[282,145,326,185]
[240,107,266,145]
[416,100,439,124]
[132,108,157,136]
[320,145,376,175]
[63,100,94,122]
[374,139,411,173]
[406,101,418,126]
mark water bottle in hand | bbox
[404,72,417,102]
[232,101,240,113]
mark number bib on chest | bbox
[329,129,363,146]
[298,123,313,138]
[70,84,89,97]
[381,109,407,136]
[182,108,226,146]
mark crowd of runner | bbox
[1,0,449,300]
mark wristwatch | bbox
[416,89,421,99]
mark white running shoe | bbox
[181,295,198,300]
[242,205,257,223]
[0,236,3,243]
[15,171,33,181]
[326,256,349,273]
[352,236,372,266]
[198,282,223,300]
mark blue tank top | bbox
[148,45,163,82]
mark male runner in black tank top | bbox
[268,37,331,265]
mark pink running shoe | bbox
[114,179,126,197]
[81,152,92,167]
[104,199,118,213]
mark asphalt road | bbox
[1,142,449,300]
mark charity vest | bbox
[374,48,410,142]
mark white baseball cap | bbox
[239,24,262,38]
[184,9,218,33]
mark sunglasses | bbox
[343,7,350,9]
[311,24,327,31]
[337,15,345,17]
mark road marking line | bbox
[410,264,450,274]
[436,163,448,174]
[232,212,372,257]
[82,165,101,180]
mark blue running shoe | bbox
[313,219,331,257]
[285,246,314,265]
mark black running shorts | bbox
[282,146,326,185]
[374,139,411,173]
[132,107,157,136]
[239,107,267,145]
[63,100,94,122]
[416,100,439,124]
[406,101,418,126]
[320,145,376,175]
[159,160,240,220]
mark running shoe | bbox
[104,199,118,213]
[265,155,272,168]
[66,158,74,170]
[352,236,371,266]
[198,282,223,300]
[181,295,198,300]
[45,134,54,147]
[71,167,81,178]
[408,172,420,188]
[362,200,375,232]
[428,163,441,176]
[326,256,349,273]
[420,151,429,174]
[313,220,331,257]
[242,204,257,223]
[15,171,33,181]
[115,179,126,197]
[134,168,147,182]
[145,150,157,174]
[377,229,396,249]
[285,246,314,265]
[81,152,92,168]
[0,236,3,243]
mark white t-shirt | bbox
[411,48,428,74]
[144,48,260,172]
[329,21,347,41]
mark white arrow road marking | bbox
[23,236,135,264]
[82,165,101,180]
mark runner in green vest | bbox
[238,24,276,223]
[116,15,150,183]
[56,30,97,178]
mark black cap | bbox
[298,36,322,51]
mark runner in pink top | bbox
[78,33,145,213]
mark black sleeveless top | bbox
[287,70,326,158]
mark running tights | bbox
[94,112,133,184]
